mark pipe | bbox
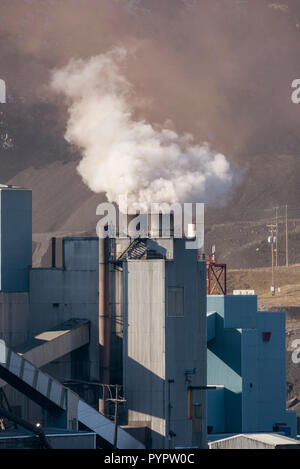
[99,237,110,416]
[51,237,56,268]
[167,379,174,448]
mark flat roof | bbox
[0,184,28,190]
[0,428,95,439]
[243,433,300,445]
[210,433,300,446]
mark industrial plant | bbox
[0,184,297,450]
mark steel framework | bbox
[204,254,227,295]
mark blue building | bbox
[207,295,297,437]
[0,185,32,292]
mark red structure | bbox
[203,254,227,295]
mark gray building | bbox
[123,239,207,448]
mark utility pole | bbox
[286,205,289,267]
[267,224,276,296]
[113,385,119,449]
[275,207,278,268]
[107,385,126,449]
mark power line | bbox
[275,207,279,268]
[286,205,289,267]
[267,224,276,295]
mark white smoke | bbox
[50,48,233,210]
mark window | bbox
[167,287,184,317]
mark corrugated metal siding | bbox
[123,260,166,448]
[123,239,207,449]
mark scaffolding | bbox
[205,254,227,295]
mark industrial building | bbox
[122,239,207,448]
[0,185,296,449]
[207,295,297,437]
[208,433,300,450]
[0,186,207,449]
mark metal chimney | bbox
[99,237,110,416]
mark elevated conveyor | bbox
[15,318,90,368]
[0,343,144,449]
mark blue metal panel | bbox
[0,188,32,292]
[207,295,253,433]
[0,192,1,289]
[207,387,225,434]
[165,240,207,447]
[207,306,242,432]
[242,311,297,436]
[207,312,216,342]
[224,295,257,329]
[207,295,297,437]
[63,238,98,271]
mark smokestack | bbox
[99,237,110,415]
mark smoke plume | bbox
[50,48,233,209]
